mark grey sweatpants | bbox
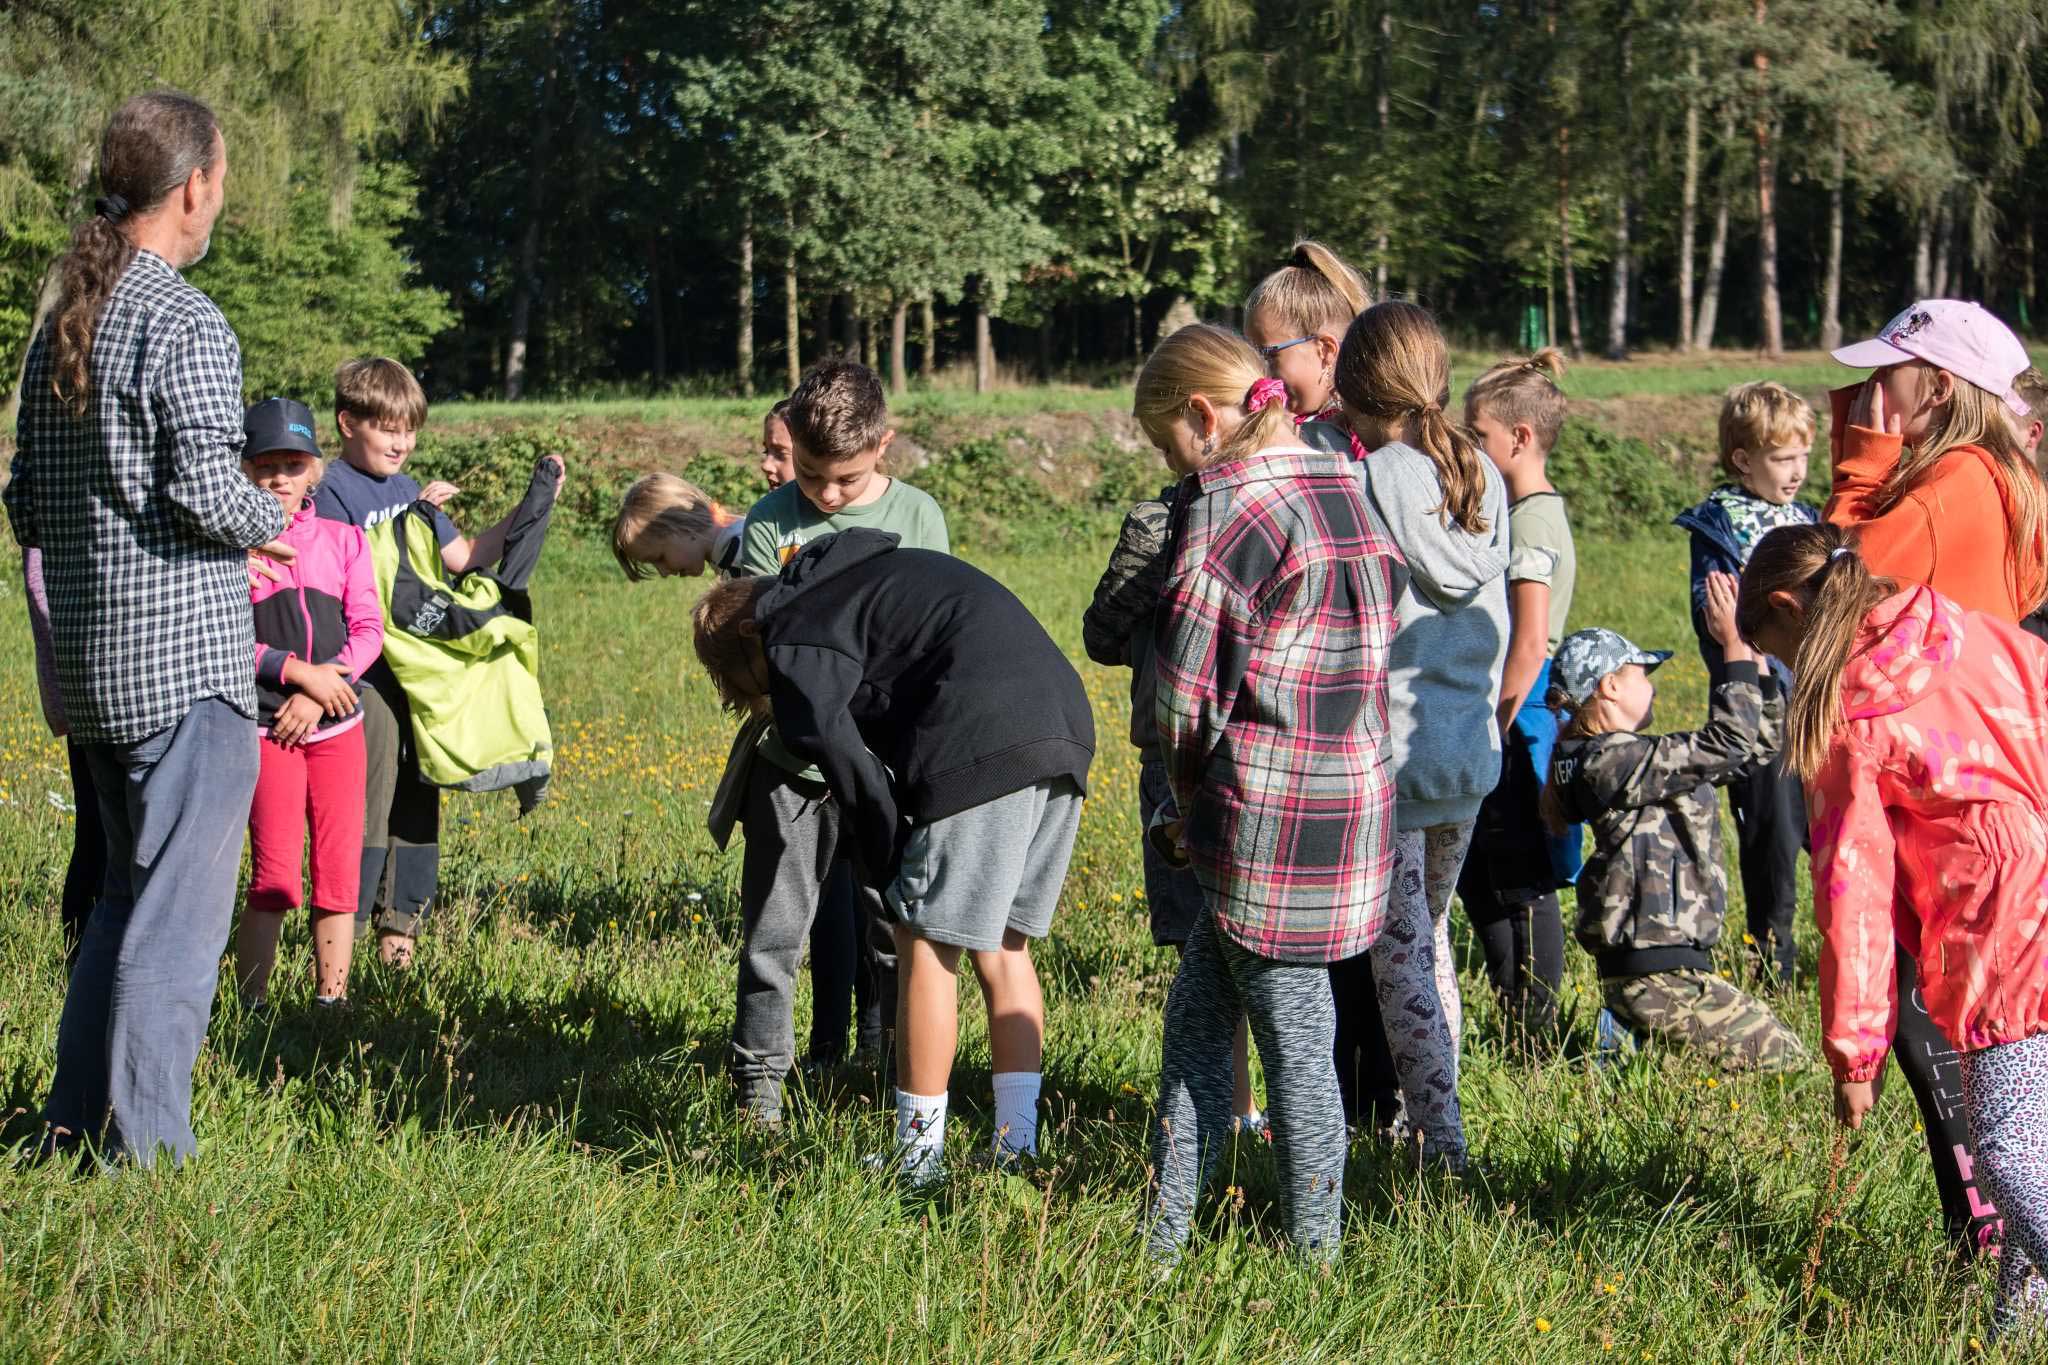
[1148,905,1346,1263]
[45,697,260,1166]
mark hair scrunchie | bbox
[1244,377,1289,414]
[95,194,130,222]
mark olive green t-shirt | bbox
[1507,491,1575,654]
[737,477,951,775]
[736,477,949,576]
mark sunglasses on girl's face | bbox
[1259,336,1315,367]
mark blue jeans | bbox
[45,697,259,1167]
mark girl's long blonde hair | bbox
[1134,324,1299,469]
[1465,347,1570,452]
[1873,374,2048,608]
[1735,523,1898,780]
[613,472,722,581]
[1243,240,1370,338]
[1335,301,1492,533]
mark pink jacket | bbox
[250,502,383,740]
[1812,585,2048,1082]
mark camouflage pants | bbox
[1602,967,1807,1074]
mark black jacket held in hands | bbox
[757,528,1095,882]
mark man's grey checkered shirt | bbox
[4,249,284,744]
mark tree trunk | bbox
[1694,147,1732,349]
[503,8,565,402]
[889,299,907,395]
[1374,5,1392,300]
[974,294,993,394]
[2,261,62,436]
[647,237,668,386]
[1605,15,1634,361]
[1914,211,1933,300]
[2025,221,2038,327]
[861,311,876,370]
[838,293,859,360]
[735,212,753,397]
[783,253,801,389]
[1821,136,1844,352]
[1557,126,1582,358]
[1752,0,1782,360]
[1678,56,1699,353]
[919,296,936,381]
[1933,197,1954,298]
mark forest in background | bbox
[4,0,2047,407]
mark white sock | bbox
[991,1071,1041,1157]
[894,1089,947,1172]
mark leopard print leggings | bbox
[1962,1032,2048,1338]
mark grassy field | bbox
[0,381,2012,1361]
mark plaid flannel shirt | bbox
[5,250,284,743]
[1154,444,1403,963]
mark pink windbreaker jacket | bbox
[250,501,384,741]
[1812,585,2048,1082]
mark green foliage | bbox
[191,164,454,405]
[1548,418,1707,537]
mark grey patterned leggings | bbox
[1148,905,1346,1264]
[1962,1032,2048,1337]
[1369,821,1474,1170]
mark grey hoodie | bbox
[1357,441,1511,829]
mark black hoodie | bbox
[758,529,1095,879]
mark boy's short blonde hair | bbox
[692,575,775,712]
[613,471,720,581]
[335,356,428,430]
[1718,381,1814,476]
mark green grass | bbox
[0,378,2011,1359]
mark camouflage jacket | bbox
[1550,660,1782,977]
[1082,485,1180,757]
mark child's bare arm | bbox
[440,456,567,574]
[1495,579,1551,731]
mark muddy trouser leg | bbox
[805,860,858,1064]
[1730,750,1803,987]
[1960,1033,2048,1336]
[1150,906,1344,1263]
[1894,951,2002,1260]
[731,765,839,1119]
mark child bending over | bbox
[692,529,1092,1181]
[1739,523,2048,1336]
[1543,597,1805,1073]
[612,472,742,580]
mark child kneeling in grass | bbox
[1542,595,1806,1074]
[691,528,1093,1181]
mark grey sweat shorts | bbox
[885,777,1084,952]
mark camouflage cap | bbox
[1549,627,1672,710]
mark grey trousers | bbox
[356,679,440,938]
[45,697,260,1167]
[1148,905,1346,1264]
[732,763,888,1116]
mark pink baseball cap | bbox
[1832,299,2033,417]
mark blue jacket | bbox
[1673,495,1814,688]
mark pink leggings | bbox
[247,725,367,915]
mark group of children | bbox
[609,260,2048,1331]
[26,357,568,1011]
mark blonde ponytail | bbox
[1736,524,1897,779]
[1244,240,1370,339]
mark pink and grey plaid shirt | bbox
[1155,443,1404,963]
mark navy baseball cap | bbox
[1548,628,1672,710]
[243,397,322,459]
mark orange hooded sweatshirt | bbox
[1825,385,2041,623]
[1811,585,2048,1082]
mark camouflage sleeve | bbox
[1082,495,1174,667]
[1754,667,1786,757]
[1580,661,1772,811]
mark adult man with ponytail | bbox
[4,92,289,1168]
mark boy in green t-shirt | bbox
[727,361,949,1123]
